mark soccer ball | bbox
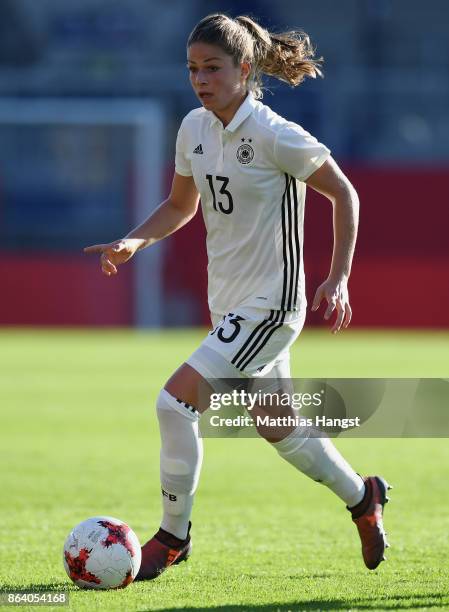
[63,516,141,589]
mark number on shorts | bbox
[212,313,245,343]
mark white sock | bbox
[156,389,203,540]
[272,426,365,507]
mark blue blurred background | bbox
[0,0,448,327]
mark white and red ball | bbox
[63,516,141,589]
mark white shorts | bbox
[186,306,305,380]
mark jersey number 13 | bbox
[206,174,234,215]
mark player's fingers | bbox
[101,264,117,276]
[101,253,117,276]
[84,244,110,254]
[311,287,324,311]
[331,303,345,333]
[343,302,352,328]
[324,298,337,320]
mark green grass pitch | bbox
[1,328,448,611]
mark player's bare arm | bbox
[83,173,199,276]
[306,156,360,333]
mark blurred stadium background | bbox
[1,4,448,607]
[0,0,448,329]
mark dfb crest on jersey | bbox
[236,142,254,164]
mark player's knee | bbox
[256,424,281,443]
[164,362,203,407]
[156,388,199,422]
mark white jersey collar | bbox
[208,93,257,133]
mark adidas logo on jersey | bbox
[193,144,203,154]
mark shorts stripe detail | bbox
[233,310,284,372]
[231,310,276,369]
[281,174,300,310]
[239,311,286,371]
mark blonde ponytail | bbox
[188,13,323,99]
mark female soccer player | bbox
[85,14,390,579]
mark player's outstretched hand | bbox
[311,277,352,334]
[83,238,144,276]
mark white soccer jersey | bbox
[175,93,330,315]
